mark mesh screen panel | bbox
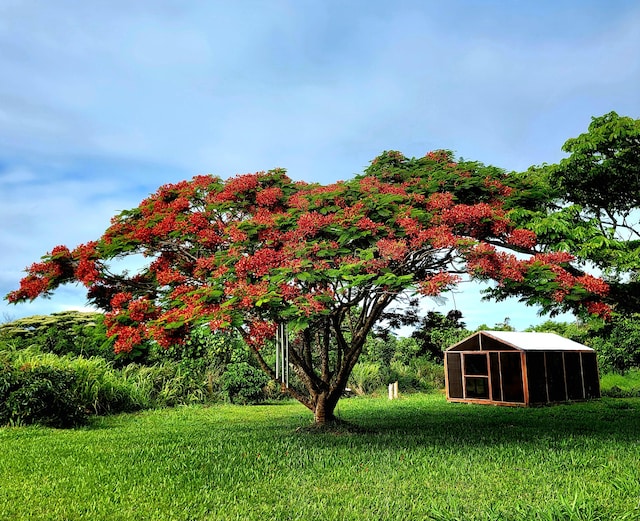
[581,353,600,398]
[565,352,584,400]
[526,352,547,403]
[500,352,524,403]
[446,353,463,398]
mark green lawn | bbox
[1,393,639,520]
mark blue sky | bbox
[1,1,639,330]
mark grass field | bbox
[1,393,639,520]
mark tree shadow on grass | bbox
[295,396,640,447]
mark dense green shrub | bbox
[0,364,88,428]
[409,357,445,390]
[1,349,145,417]
[220,362,269,404]
[68,357,145,414]
[600,369,640,397]
[587,315,640,373]
[389,360,420,391]
[349,362,384,395]
[389,357,445,393]
[150,327,278,405]
[348,357,445,396]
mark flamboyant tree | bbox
[7,150,611,424]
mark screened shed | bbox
[444,331,600,406]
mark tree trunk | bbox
[313,391,338,425]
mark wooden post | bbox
[393,381,399,399]
[520,351,530,405]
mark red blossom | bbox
[419,225,457,249]
[396,216,421,236]
[252,208,278,227]
[530,252,574,264]
[440,203,501,237]
[297,212,334,237]
[227,226,248,243]
[111,325,145,354]
[424,150,452,162]
[128,298,159,322]
[50,245,72,258]
[246,320,277,347]
[419,272,461,296]
[188,212,210,231]
[576,274,609,296]
[255,186,283,207]
[426,192,454,210]
[111,292,133,310]
[75,259,100,285]
[223,173,260,197]
[484,177,513,197]
[6,276,49,302]
[197,228,223,247]
[584,301,612,320]
[498,256,526,282]
[356,217,379,232]
[169,197,190,212]
[507,229,537,249]
[298,294,327,316]
[377,239,408,261]
[235,248,284,278]
[279,283,301,301]
[156,268,187,286]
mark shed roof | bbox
[447,331,594,352]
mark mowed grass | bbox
[1,394,639,521]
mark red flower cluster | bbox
[576,274,609,297]
[426,192,454,210]
[507,229,537,249]
[584,301,612,320]
[255,186,283,207]
[235,248,284,278]
[376,239,408,261]
[246,320,277,348]
[419,272,461,296]
[217,173,260,201]
[358,176,408,196]
[110,325,145,354]
[424,150,453,163]
[356,217,379,232]
[6,245,77,302]
[296,212,335,238]
[111,292,133,310]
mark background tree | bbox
[410,310,468,363]
[0,311,115,360]
[507,112,640,313]
[7,150,611,424]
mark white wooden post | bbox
[389,381,399,400]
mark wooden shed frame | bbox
[444,331,600,406]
